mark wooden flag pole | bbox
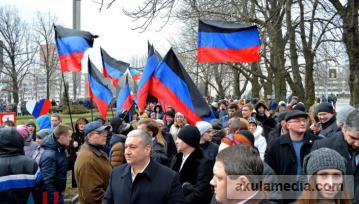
[61,72,75,130]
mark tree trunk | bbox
[341,2,359,107]
[233,69,241,98]
[251,63,261,98]
[214,64,225,98]
[286,0,305,101]
[304,55,316,108]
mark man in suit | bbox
[103,129,185,204]
[171,125,214,204]
[312,109,359,203]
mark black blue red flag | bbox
[100,48,130,87]
[197,19,261,63]
[54,25,97,72]
[148,48,214,124]
[137,43,162,111]
[88,58,114,118]
[116,74,136,113]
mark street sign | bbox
[329,68,337,80]
[0,112,16,125]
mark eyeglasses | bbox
[287,119,307,123]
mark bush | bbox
[62,104,89,114]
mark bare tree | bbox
[328,0,359,107]
[33,12,59,99]
[0,7,37,106]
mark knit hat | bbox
[277,111,287,122]
[177,125,201,148]
[165,111,175,118]
[195,121,212,135]
[36,129,52,139]
[25,120,36,127]
[316,102,334,114]
[210,119,223,130]
[16,125,30,138]
[303,148,346,175]
[336,105,355,125]
[247,117,257,126]
[292,102,306,112]
[237,130,255,146]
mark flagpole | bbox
[61,72,75,130]
[90,97,94,121]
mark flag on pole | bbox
[54,25,97,72]
[137,43,162,111]
[148,48,214,124]
[88,58,113,118]
[129,68,142,80]
[197,19,261,63]
[116,74,136,113]
[101,48,130,87]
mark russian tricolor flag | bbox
[148,48,214,124]
[101,48,129,87]
[137,43,162,111]
[197,19,261,63]
[88,58,114,119]
[54,25,97,72]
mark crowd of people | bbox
[0,96,358,204]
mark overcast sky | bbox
[1,0,182,65]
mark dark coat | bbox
[199,142,219,161]
[0,128,43,204]
[264,131,320,203]
[152,139,170,166]
[318,115,338,138]
[311,131,359,203]
[265,131,319,175]
[163,131,177,160]
[171,148,214,204]
[40,134,68,203]
[267,124,282,148]
[102,159,185,204]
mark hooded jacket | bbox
[0,128,43,204]
[40,134,68,203]
[252,126,267,160]
[318,114,338,138]
[24,133,39,158]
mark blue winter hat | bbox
[84,121,110,136]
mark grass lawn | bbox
[16,110,117,127]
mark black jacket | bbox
[102,159,185,204]
[265,131,319,175]
[318,115,338,138]
[0,128,43,204]
[152,139,170,166]
[40,134,68,203]
[265,131,320,203]
[311,131,359,203]
[171,148,214,204]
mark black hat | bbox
[277,111,287,122]
[177,125,201,148]
[237,130,255,146]
[316,102,334,114]
[285,110,308,122]
[292,102,306,112]
[165,111,175,118]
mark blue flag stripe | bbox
[138,54,159,90]
[89,75,113,104]
[116,82,131,113]
[198,29,260,50]
[56,36,91,56]
[155,62,196,112]
[104,62,125,78]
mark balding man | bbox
[103,130,185,204]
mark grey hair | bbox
[127,129,153,147]
[346,109,359,132]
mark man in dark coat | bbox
[315,102,338,137]
[103,129,185,204]
[0,128,43,204]
[171,125,214,204]
[311,109,359,203]
[40,125,72,204]
[265,110,320,202]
